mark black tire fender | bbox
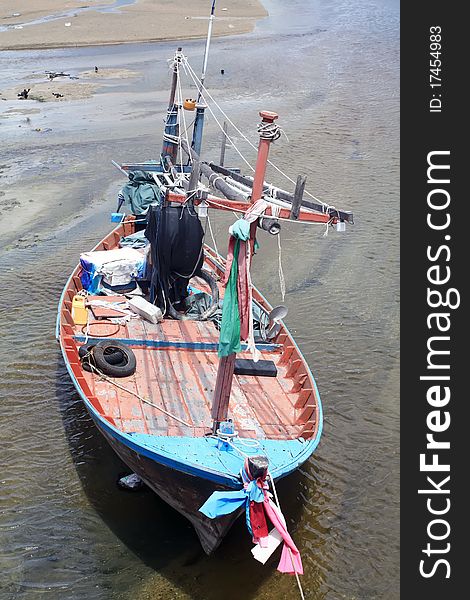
[92,341,136,377]
[79,342,124,365]
[79,342,95,359]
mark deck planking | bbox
[68,249,309,441]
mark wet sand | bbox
[0,68,137,102]
[0,0,267,51]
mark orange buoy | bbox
[183,98,196,111]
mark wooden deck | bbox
[59,221,320,442]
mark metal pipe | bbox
[191,104,206,155]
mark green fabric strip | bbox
[218,239,241,357]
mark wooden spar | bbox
[187,159,200,197]
[208,163,354,224]
[180,139,248,202]
[168,47,182,110]
[166,191,332,223]
[162,47,182,164]
[211,111,279,432]
[219,121,228,166]
[291,175,306,220]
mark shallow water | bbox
[0,0,399,598]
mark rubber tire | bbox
[92,341,136,377]
[79,342,95,359]
[79,342,124,365]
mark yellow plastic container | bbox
[71,294,88,325]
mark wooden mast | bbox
[161,47,182,164]
[211,111,279,432]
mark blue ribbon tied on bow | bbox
[199,479,265,536]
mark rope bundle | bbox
[257,120,281,141]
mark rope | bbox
[87,361,193,428]
[162,133,180,144]
[270,203,286,301]
[245,240,261,363]
[181,59,255,173]
[81,320,121,337]
[206,211,219,256]
[209,434,304,600]
[182,57,331,209]
[268,473,306,600]
[257,120,281,141]
[207,434,265,460]
[206,197,328,227]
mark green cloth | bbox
[218,239,242,357]
[121,170,161,215]
[230,219,250,241]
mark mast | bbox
[161,47,182,164]
[211,111,280,432]
[198,0,216,101]
[191,1,216,155]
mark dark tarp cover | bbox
[121,170,161,215]
[145,205,204,312]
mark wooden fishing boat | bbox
[57,18,353,562]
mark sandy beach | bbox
[0,0,267,51]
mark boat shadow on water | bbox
[55,356,305,597]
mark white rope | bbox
[268,472,306,600]
[88,362,193,428]
[207,433,304,600]
[181,59,255,173]
[270,203,286,301]
[206,211,219,256]
[323,217,334,237]
[245,240,261,363]
[182,57,331,210]
[206,197,328,227]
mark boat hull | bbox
[57,221,323,553]
[96,419,241,554]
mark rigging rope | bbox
[268,473,306,600]
[269,203,286,301]
[182,56,332,211]
[207,212,219,257]
[181,58,256,173]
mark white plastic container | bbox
[127,297,163,324]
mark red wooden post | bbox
[211,111,279,433]
[251,111,279,202]
[211,353,236,426]
[249,111,278,260]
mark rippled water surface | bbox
[0,0,399,598]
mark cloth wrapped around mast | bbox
[217,200,268,359]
